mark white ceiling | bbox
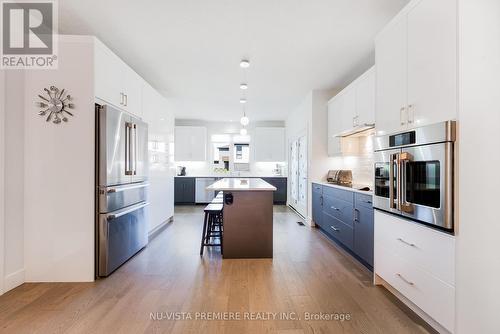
[58,0,408,121]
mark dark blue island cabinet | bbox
[311,183,374,269]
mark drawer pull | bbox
[331,206,340,211]
[396,273,415,286]
[397,237,416,248]
[330,226,340,232]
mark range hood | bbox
[335,123,375,138]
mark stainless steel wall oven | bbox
[373,121,456,231]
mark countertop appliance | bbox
[195,177,216,203]
[96,104,149,277]
[177,166,186,176]
[373,121,456,231]
[327,170,353,185]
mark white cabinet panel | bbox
[375,16,407,135]
[254,127,285,162]
[340,87,356,132]
[374,210,456,333]
[374,210,455,285]
[142,84,175,232]
[376,244,455,332]
[94,41,142,118]
[375,0,457,135]
[407,0,457,127]
[355,67,375,126]
[174,126,207,162]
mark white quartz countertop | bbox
[207,178,277,191]
[314,181,374,196]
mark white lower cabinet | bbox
[374,210,455,333]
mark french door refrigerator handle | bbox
[133,123,138,175]
[125,122,133,175]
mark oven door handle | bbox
[400,152,415,213]
[389,153,400,210]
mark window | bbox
[234,143,250,163]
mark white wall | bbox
[3,71,26,292]
[456,1,500,332]
[0,69,5,294]
[23,37,95,282]
[285,89,338,222]
[174,119,286,177]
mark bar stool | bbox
[200,203,224,256]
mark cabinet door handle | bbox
[124,94,128,106]
[354,208,359,222]
[330,226,340,232]
[397,237,416,247]
[407,104,414,124]
[400,106,406,126]
[396,273,415,286]
[320,196,323,206]
[331,206,340,211]
[120,92,124,105]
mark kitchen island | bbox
[207,178,276,258]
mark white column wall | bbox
[456,0,500,332]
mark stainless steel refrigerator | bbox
[96,104,149,277]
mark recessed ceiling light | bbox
[160,118,165,121]
[240,83,248,90]
[240,128,248,136]
[240,98,247,104]
[240,60,250,68]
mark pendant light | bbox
[240,127,248,136]
[240,104,249,126]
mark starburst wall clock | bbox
[35,86,75,124]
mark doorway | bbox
[289,134,307,218]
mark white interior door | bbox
[288,134,308,218]
[289,140,298,204]
[297,135,308,215]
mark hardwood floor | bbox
[0,206,434,334]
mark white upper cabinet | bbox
[355,67,376,127]
[327,66,375,156]
[174,126,207,162]
[375,0,457,135]
[254,127,286,162]
[407,0,457,127]
[340,86,356,132]
[327,98,343,156]
[94,40,143,118]
[375,17,407,135]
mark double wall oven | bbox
[373,121,456,231]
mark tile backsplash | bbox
[326,135,374,186]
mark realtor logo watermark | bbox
[1,0,58,69]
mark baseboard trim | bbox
[148,216,173,241]
[4,268,25,293]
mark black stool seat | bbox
[200,203,224,256]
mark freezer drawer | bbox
[97,202,149,277]
[99,182,148,213]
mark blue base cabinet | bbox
[312,183,374,269]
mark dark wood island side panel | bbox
[222,191,273,258]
